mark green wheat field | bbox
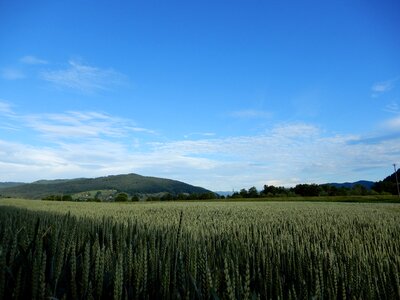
[0,199,399,299]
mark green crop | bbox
[0,199,399,299]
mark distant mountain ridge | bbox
[0,182,25,189]
[372,169,400,195]
[0,173,211,199]
[326,180,375,190]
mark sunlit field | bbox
[0,199,399,299]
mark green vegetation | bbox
[0,173,212,199]
[229,181,396,199]
[224,195,400,203]
[115,192,129,202]
[373,169,400,195]
[228,170,400,199]
[2,169,399,201]
[0,182,24,189]
[0,199,399,299]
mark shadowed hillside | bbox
[372,169,400,195]
[0,173,211,199]
[0,182,25,189]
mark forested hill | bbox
[372,169,400,194]
[0,173,211,199]
[0,182,25,189]
[327,180,374,190]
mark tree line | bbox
[228,183,385,198]
[42,191,219,202]
[42,183,394,202]
[41,169,400,201]
[228,169,400,198]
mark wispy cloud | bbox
[371,77,398,97]
[0,140,68,167]
[20,55,48,65]
[372,80,394,93]
[271,123,319,138]
[1,68,25,80]
[145,123,396,188]
[22,111,155,141]
[347,115,400,145]
[348,133,400,145]
[229,109,272,119]
[0,101,155,145]
[0,123,397,190]
[0,100,19,131]
[0,103,159,181]
[383,115,400,131]
[41,60,126,93]
[0,100,15,115]
[384,101,400,114]
[184,132,216,138]
[0,102,399,190]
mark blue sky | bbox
[0,0,399,191]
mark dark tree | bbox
[248,186,259,198]
[294,184,321,197]
[62,195,73,201]
[115,192,129,202]
[239,188,248,198]
[161,193,173,201]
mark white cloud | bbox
[384,101,400,114]
[0,101,18,133]
[371,77,398,97]
[19,111,155,141]
[1,68,25,80]
[20,55,48,65]
[383,116,400,131]
[126,126,156,134]
[143,124,398,189]
[0,140,68,167]
[271,123,319,138]
[229,109,272,119]
[0,106,157,182]
[350,115,400,145]
[41,60,126,93]
[184,132,216,138]
[0,103,399,190]
[1,124,397,190]
[0,100,15,115]
[372,82,392,93]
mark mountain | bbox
[0,182,25,189]
[0,173,212,199]
[372,169,400,195]
[327,180,375,190]
[214,191,234,197]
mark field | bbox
[0,199,399,299]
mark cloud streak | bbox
[0,101,399,190]
[0,101,15,115]
[41,60,126,93]
[384,102,400,114]
[229,109,272,119]
[371,77,398,97]
[4,110,154,142]
[1,68,25,80]
[347,115,400,145]
[0,100,156,152]
[20,55,48,65]
[0,121,397,190]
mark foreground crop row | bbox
[0,200,399,299]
